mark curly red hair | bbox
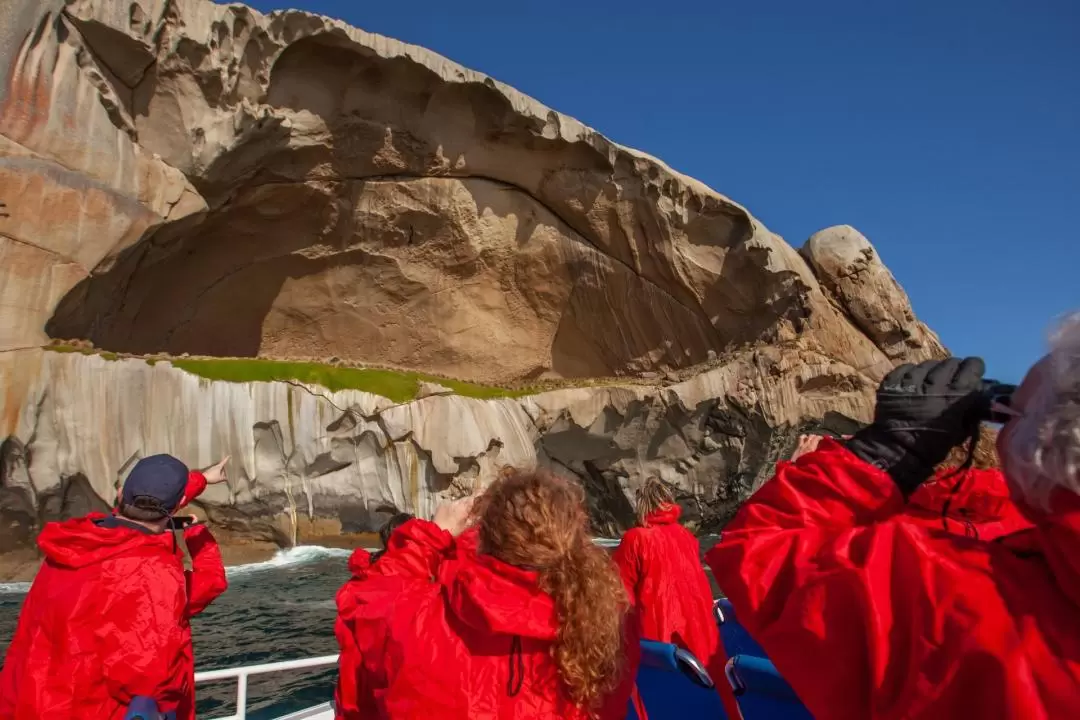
[474,468,629,710]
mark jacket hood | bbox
[442,554,558,640]
[644,504,682,526]
[37,514,172,569]
[347,548,372,577]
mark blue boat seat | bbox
[714,598,766,657]
[725,654,814,720]
[123,697,176,720]
[627,640,728,719]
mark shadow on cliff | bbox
[46,32,782,381]
[533,388,866,537]
[0,438,111,554]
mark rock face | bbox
[1,348,872,556]
[0,0,945,561]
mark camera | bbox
[171,515,198,529]
[978,379,1017,424]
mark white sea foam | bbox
[0,582,31,595]
[226,545,360,577]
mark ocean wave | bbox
[226,545,360,577]
[0,582,31,595]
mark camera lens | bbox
[980,380,1017,424]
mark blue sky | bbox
[244,0,1078,383]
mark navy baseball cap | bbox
[121,454,189,517]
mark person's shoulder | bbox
[668,521,699,540]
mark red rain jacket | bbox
[906,466,1033,540]
[613,505,719,658]
[348,518,640,719]
[0,513,226,720]
[335,548,375,720]
[707,438,1080,720]
[612,505,739,719]
[334,529,482,718]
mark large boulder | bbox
[801,225,938,361]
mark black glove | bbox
[845,357,986,496]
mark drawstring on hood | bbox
[507,635,524,696]
[938,423,982,535]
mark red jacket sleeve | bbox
[96,562,190,710]
[709,439,907,623]
[346,520,452,713]
[182,471,207,507]
[183,524,227,616]
[335,551,371,720]
[369,518,455,582]
[706,440,913,720]
[334,584,364,720]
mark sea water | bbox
[0,537,722,719]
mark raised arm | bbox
[180,456,230,507]
[183,522,227,616]
[181,471,206,507]
[708,358,998,720]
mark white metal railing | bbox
[194,654,340,720]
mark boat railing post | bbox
[236,671,249,719]
[193,654,339,720]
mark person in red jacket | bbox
[346,468,640,719]
[0,454,229,720]
[612,478,739,719]
[334,512,413,720]
[707,325,1080,720]
[334,547,373,720]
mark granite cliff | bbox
[0,0,944,564]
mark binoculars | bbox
[978,379,1017,425]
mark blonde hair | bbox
[1003,312,1080,509]
[474,469,628,710]
[635,477,675,526]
